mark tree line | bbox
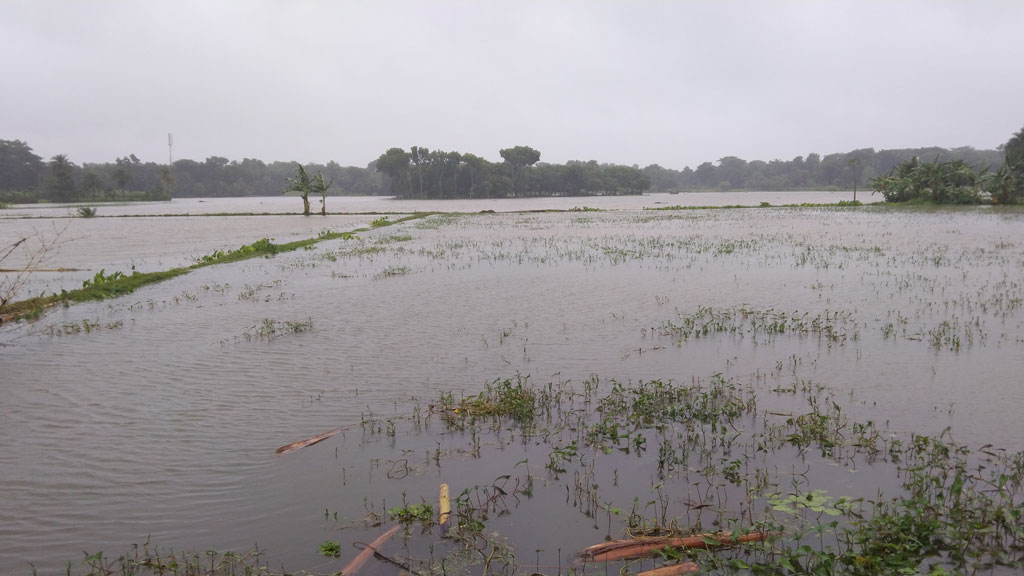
[0,142,178,203]
[0,141,385,204]
[2,135,1019,204]
[643,147,1005,193]
[375,145,650,199]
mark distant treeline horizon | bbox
[0,137,1006,203]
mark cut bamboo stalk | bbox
[342,525,401,576]
[439,483,451,535]
[275,428,340,455]
[578,531,769,563]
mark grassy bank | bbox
[0,212,434,323]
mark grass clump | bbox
[242,318,313,342]
[72,542,277,576]
[439,375,537,426]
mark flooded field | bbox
[1,202,1023,575]
[0,191,851,218]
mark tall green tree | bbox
[80,170,105,201]
[111,166,132,198]
[409,146,429,198]
[375,148,412,196]
[499,145,540,196]
[156,166,175,200]
[605,165,651,195]
[460,153,489,198]
[1002,125,1024,201]
[44,154,77,202]
[0,139,45,192]
[693,161,716,188]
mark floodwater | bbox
[1,197,1023,574]
[0,190,853,218]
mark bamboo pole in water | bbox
[578,531,770,563]
[274,428,341,454]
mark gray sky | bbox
[3,1,1022,169]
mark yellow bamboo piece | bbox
[439,483,451,534]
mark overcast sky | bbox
[3,1,1022,169]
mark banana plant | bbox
[312,171,333,216]
[286,163,312,216]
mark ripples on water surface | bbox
[1,201,1023,574]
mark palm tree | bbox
[45,154,77,202]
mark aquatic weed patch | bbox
[659,306,861,345]
[48,370,1024,576]
[241,317,313,342]
[374,375,1023,575]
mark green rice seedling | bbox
[242,317,312,342]
[375,265,409,279]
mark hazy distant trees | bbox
[0,140,45,200]
[165,157,383,199]
[1,139,387,204]
[80,170,105,201]
[111,169,131,197]
[1001,125,1024,202]
[641,147,1004,193]
[1,135,1017,204]
[44,155,77,202]
[374,145,649,199]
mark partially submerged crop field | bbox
[1,206,1023,575]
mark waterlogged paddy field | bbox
[1,206,1024,575]
[0,214,391,298]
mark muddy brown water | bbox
[1,197,1023,574]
